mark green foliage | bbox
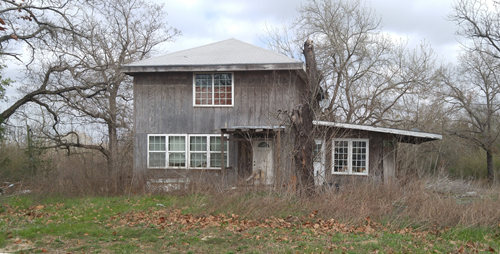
[448,148,500,179]
[0,64,13,141]
[0,64,12,102]
[0,130,52,182]
[0,144,31,182]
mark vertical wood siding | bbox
[133,70,306,176]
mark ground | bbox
[0,194,499,253]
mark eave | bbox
[121,63,304,75]
[313,120,442,144]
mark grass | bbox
[0,193,499,253]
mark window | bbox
[313,140,323,163]
[209,136,228,168]
[148,135,187,168]
[190,136,208,167]
[147,134,228,169]
[194,73,233,106]
[332,139,369,175]
[148,135,166,168]
[168,136,186,167]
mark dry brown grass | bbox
[189,177,500,229]
[13,147,499,229]
[27,150,133,196]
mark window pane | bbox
[214,73,232,105]
[195,74,213,105]
[313,143,322,162]
[210,153,227,167]
[190,153,207,167]
[169,152,186,167]
[190,136,207,151]
[169,136,185,151]
[149,136,165,151]
[333,141,348,173]
[352,141,367,173]
[149,152,166,167]
[210,136,228,151]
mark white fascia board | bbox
[313,120,442,140]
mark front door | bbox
[313,139,326,186]
[252,140,273,185]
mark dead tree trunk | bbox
[291,39,321,194]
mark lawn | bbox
[0,194,498,253]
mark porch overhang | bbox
[313,120,442,144]
[220,125,285,136]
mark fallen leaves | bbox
[113,209,400,237]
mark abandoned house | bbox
[122,39,442,189]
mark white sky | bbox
[163,0,460,64]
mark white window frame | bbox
[147,134,188,169]
[147,134,228,169]
[188,134,229,169]
[166,134,188,169]
[192,72,234,107]
[331,138,369,176]
[147,134,167,169]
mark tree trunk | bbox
[292,106,315,194]
[291,39,321,195]
[486,149,494,183]
[108,86,119,193]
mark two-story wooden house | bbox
[122,39,441,189]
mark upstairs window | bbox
[194,73,233,106]
[332,139,369,175]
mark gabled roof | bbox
[122,39,304,73]
[313,120,442,144]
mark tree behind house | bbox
[447,0,500,182]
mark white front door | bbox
[252,140,273,185]
[313,139,326,186]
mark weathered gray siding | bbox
[321,128,397,186]
[133,70,306,177]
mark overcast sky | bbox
[1,0,461,110]
[163,0,460,64]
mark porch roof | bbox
[220,125,285,134]
[313,120,442,144]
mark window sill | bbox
[193,105,234,108]
[331,172,369,176]
[148,167,231,171]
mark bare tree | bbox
[267,0,436,126]
[440,50,500,182]
[448,0,500,182]
[31,0,179,189]
[0,0,89,124]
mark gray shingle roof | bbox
[122,39,304,73]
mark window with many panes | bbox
[147,134,228,169]
[209,136,228,168]
[194,73,233,106]
[168,136,186,167]
[332,139,369,175]
[148,135,166,168]
[148,135,186,168]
